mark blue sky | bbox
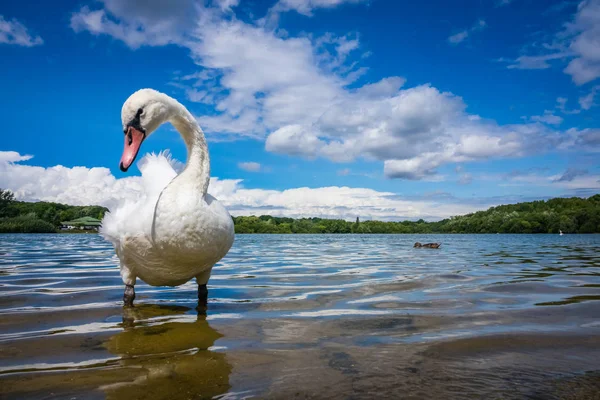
[0,0,599,220]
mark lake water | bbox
[0,233,599,399]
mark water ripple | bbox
[0,233,599,399]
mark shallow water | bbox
[0,233,599,399]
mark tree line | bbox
[235,194,600,234]
[1,188,599,234]
[0,189,107,233]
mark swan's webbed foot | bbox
[197,283,208,312]
[123,284,135,307]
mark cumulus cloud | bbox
[0,16,43,47]
[0,153,144,211]
[564,0,600,85]
[270,0,367,16]
[571,127,600,147]
[213,0,240,12]
[238,161,262,172]
[267,84,558,178]
[579,85,599,109]
[530,110,564,125]
[266,125,325,158]
[504,0,600,85]
[68,0,596,180]
[0,151,33,163]
[448,19,486,45]
[0,151,495,221]
[70,0,198,48]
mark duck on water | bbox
[101,89,235,310]
[414,242,441,249]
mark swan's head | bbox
[120,89,173,172]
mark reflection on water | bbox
[104,307,230,400]
[1,304,230,399]
[0,233,599,398]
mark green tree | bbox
[0,189,16,217]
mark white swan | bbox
[100,89,234,308]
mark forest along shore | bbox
[1,189,599,234]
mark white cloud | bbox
[185,13,353,139]
[266,125,325,158]
[0,151,33,163]
[0,151,494,221]
[68,0,597,181]
[355,76,406,97]
[448,31,468,45]
[0,153,143,211]
[530,110,564,125]
[213,0,240,12]
[260,0,369,29]
[501,168,600,191]
[270,0,367,16]
[238,161,262,172]
[458,173,473,185]
[70,1,198,49]
[448,19,486,45]
[579,85,599,109]
[506,53,572,70]
[0,16,43,47]
[384,154,445,181]
[504,0,600,85]
[266,84,557,178]
[496,0,515,6]
[555,96,582,114]
[455,165,473,185]
[564,0,600,85]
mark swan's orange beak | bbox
[120,126,145,172]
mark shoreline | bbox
[1,231,597,235]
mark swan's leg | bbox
[123,285,135,307]
[121,264,136,307]
[196,269,212,311]
[198,284,208,309]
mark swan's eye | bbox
[137,108,144,116]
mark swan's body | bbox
[101,153,234,287]
[100,89,234,305]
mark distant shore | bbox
[1,189,599,234]
[2,231,599,236]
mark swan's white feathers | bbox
[137,151,179,196]
[100,151,175,248]
[101,89,234,288]
[101,151,234,287]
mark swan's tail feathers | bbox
[99,210,121,248]
[137,151,180,198]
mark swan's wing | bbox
[100,151,180,250]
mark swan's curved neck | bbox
[169,107,210,194]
